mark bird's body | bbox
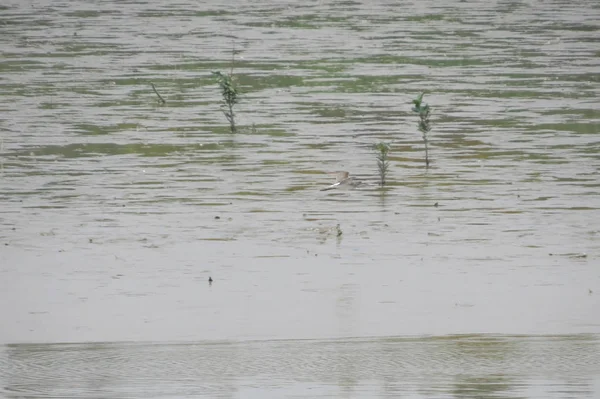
[321,171,363,191]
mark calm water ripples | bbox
[1,335,600,398]
[1,0,599,397]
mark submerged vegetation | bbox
[412,93,432,168]
[373,142,390,187]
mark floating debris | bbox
[548,252,587,258]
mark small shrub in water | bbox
[412,93,431,167]
[373,142,390,187]
[212,71,238,133]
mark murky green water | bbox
[1,0,599,397]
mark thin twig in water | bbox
[230,40,236,77]
[150,82,166,105]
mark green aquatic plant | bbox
[212,68,238,133]
[373,142,390,187]
[412,93,431,167]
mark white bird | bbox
[320,171,363,191]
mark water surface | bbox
[1,0,599,397]
[2,335,600,398]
